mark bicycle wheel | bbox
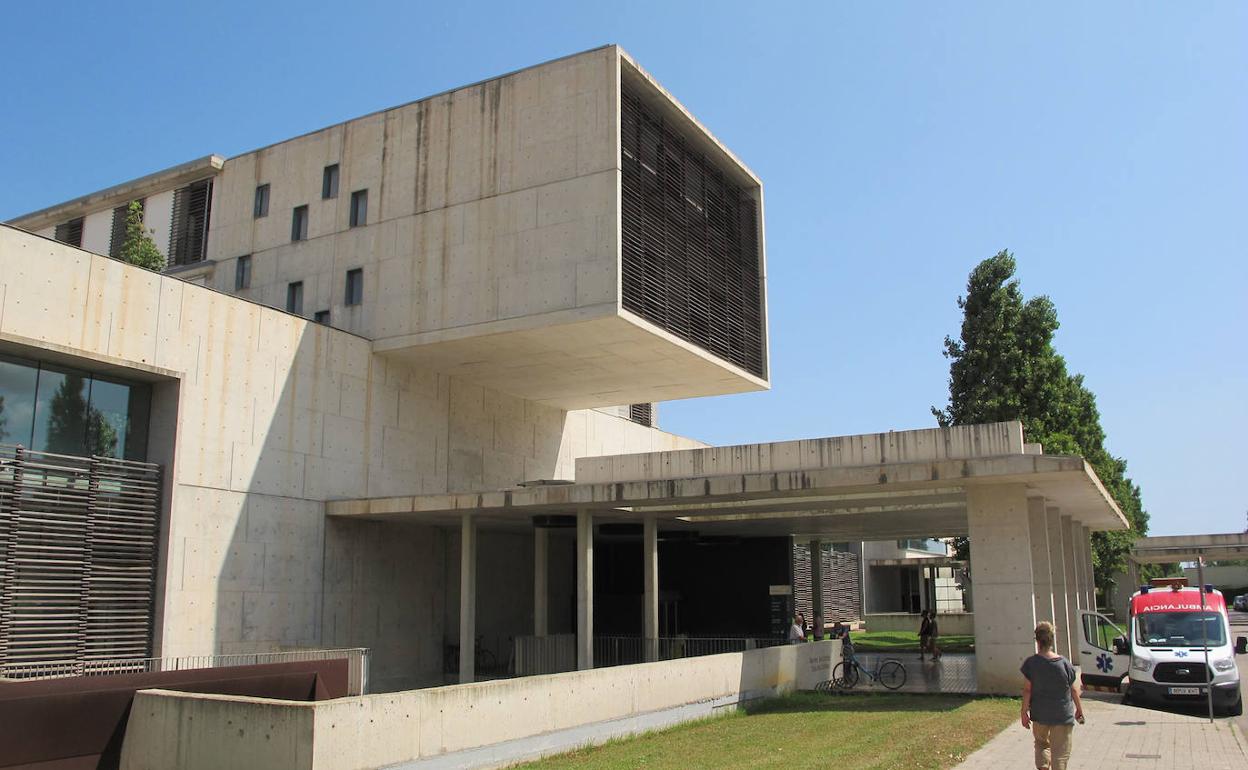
[878,660,906,690]
[832,661,859,689]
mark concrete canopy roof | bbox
[327,422,1129,540]
[1128,533,1248,564]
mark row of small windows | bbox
[253,164,368,239]
[235,256,362,320]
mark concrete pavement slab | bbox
[955,694,1246,769]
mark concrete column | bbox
[576,509,593,670]
[459,513,477,684]
[643,514,658,662]
[966,483,1036,694]
[534,526,548,637]
[1046,507,1073,660]
[1060,515,1082,659]
[810,539,824,637]
[1027,498,1055,632]
[1081,525,1096,612]
[1117,559,1141,622]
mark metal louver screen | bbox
[628,403,653,426]
[0,445,162,677]
[109,199,143,258]
[169,179,213,266]
[792,543,861,625]
[54,218,84,248]
[620,87,764,377]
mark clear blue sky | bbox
[2,2,1244,536]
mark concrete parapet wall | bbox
[575,422,1024,484]
[865,612,975,636]
[120,641,840,770]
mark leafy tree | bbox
[933,250,1148,595]
[117,200,165,271]
[45,374,118,457]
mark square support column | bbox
[1046,507,1073,660]
[534,526,549,637]
[576,509,593,670]
[643,514,658,662]
[810,539,824,637]
[1060,515,1082,659]
[459,513,477,684]
[1081,525,1096,612]
[1027,498,1055,632]
[967,483,1036,694]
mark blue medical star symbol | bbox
[1096,653,1114,673]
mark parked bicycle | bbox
[831,648,906,690]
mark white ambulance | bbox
[1077,578,1242,716]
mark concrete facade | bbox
[8,46,769,410]
[0,224,703,687]
[119,640,842,770]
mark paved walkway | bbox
[955,693,1247,769]
[853,652,977,694]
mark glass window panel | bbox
[33,367,91,456]
[0,355,39,447]
[87,378,130,459]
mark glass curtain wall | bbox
[0,353,151,460]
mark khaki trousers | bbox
[1032,722,1073,770]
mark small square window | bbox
[313,310,330,325]
[345,268,363,306]
[254,184,270,218]
[291,205,309,241]
[322,164,339,199]
[349,189,368,228]
[286,281,304,315]
[235,255,252,290]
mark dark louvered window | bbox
[291,205,309,241]
[54,217,84,247]
[628,403,653,427]
[349,189,367,228]
[169,180,213,266]
[620,87,764,377]
[109,199,143,258]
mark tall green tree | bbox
[932,250,1148,595]
[117,200,165,271]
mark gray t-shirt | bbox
[1021,654,1076,725]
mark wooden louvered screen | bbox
[0,445,161,678]
[54,218,84,248]
[620,86,764,378]
[793,542,861,625]
[108,200,143,258]
[169,179,213,266]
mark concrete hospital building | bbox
[1,45,1124,717]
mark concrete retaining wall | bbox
[865,612,975,635]
[120,641,840,770]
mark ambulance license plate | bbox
[1168,687,1201,696]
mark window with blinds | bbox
[54,218,84,248]
[628,403,653,427]
[108,199,144,258]
[620,85,764,378]
[169,179,213,266]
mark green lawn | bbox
[515,693,1017,770]
[850,630,976,653]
